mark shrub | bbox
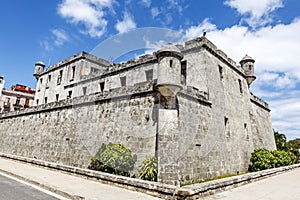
[89,143,137,177]
[249,148,276,172]
[139,157,158,181]
[288,151,298,164]
[271,150,292,167]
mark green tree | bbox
[89,143,137,177]
[289,138,300,149]
[274,131,287,151]
[274,131,299,158]
[288,138,300,157]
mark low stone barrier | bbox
[1,153,299,200]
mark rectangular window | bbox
[181,61,187,85]
[67,90,72,99]
[36,99,39,106]
[56,94,59,102]
[82,87,87,95]
[70,66,75,81]
[169,59,173,67]
[4,98,10,109]
[99,82,105,92]
[46,75,51,88]
[38,78,43,91]
[224,117,229,126]
[120,76,126,87]
[25,99,30,107]
[224,117,230,137]
[145,69,153,81]
[44,97,48,104]
[57,70,63,85]
[218,65,223,80]
[15,97,20,105]
[238,79,243,94]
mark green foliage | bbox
[250,148,298,172]
[250,148,276,172]
[89,143,137,177]
[274,131,288,151]
[271,150,292,167]
[139,157,158,181]
[289,138,300,149]
[274,131,299,158]
[288,151,298,164]
[288,138,300,157]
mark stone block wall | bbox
[0,83,157,176]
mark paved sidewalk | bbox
[0,157,161,200]
[205,167,300,200]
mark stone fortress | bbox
[0,36,276,185]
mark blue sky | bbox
[0,0,300,140]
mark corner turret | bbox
[240,55,256,87]
[34,61,45,80]
[155,43,183,99]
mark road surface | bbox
[0,173,63,200]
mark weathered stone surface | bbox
[0,36,276,186]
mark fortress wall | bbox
[177,95,211,183]
[250,98,276,150]
[175,48,275,184]
[0,86,157,176]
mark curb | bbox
[1,153,300,200]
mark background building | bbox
[0,76,35,113]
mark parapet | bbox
[250,93,270,111]
[107,54,156,73]
[185,36,217,51]
[40,52,110,76]
[184,36,243,75]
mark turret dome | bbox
[156,43,183,59]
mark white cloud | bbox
[269,98,300,140]
[183,18,300,79]
[167,0,183,14]
[165,13,173,24]
[57,0,115,37]
[256,72,298,89]
[151,7,160,18]
[140,0,151,8]
[40,40,53,52]
[115,12,136,34]
[183,18,217,40]
[51,29,70,46]
[224,0,284,28]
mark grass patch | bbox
[180,172,248,187]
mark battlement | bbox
[250,93,270,111]
[107,54,155,72]
[40,52,110,76]
[184,36,243,75]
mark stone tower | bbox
[33,61,45,80]
[155,43,183,104]
[240,55,256,87]
[155,43,183,185]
